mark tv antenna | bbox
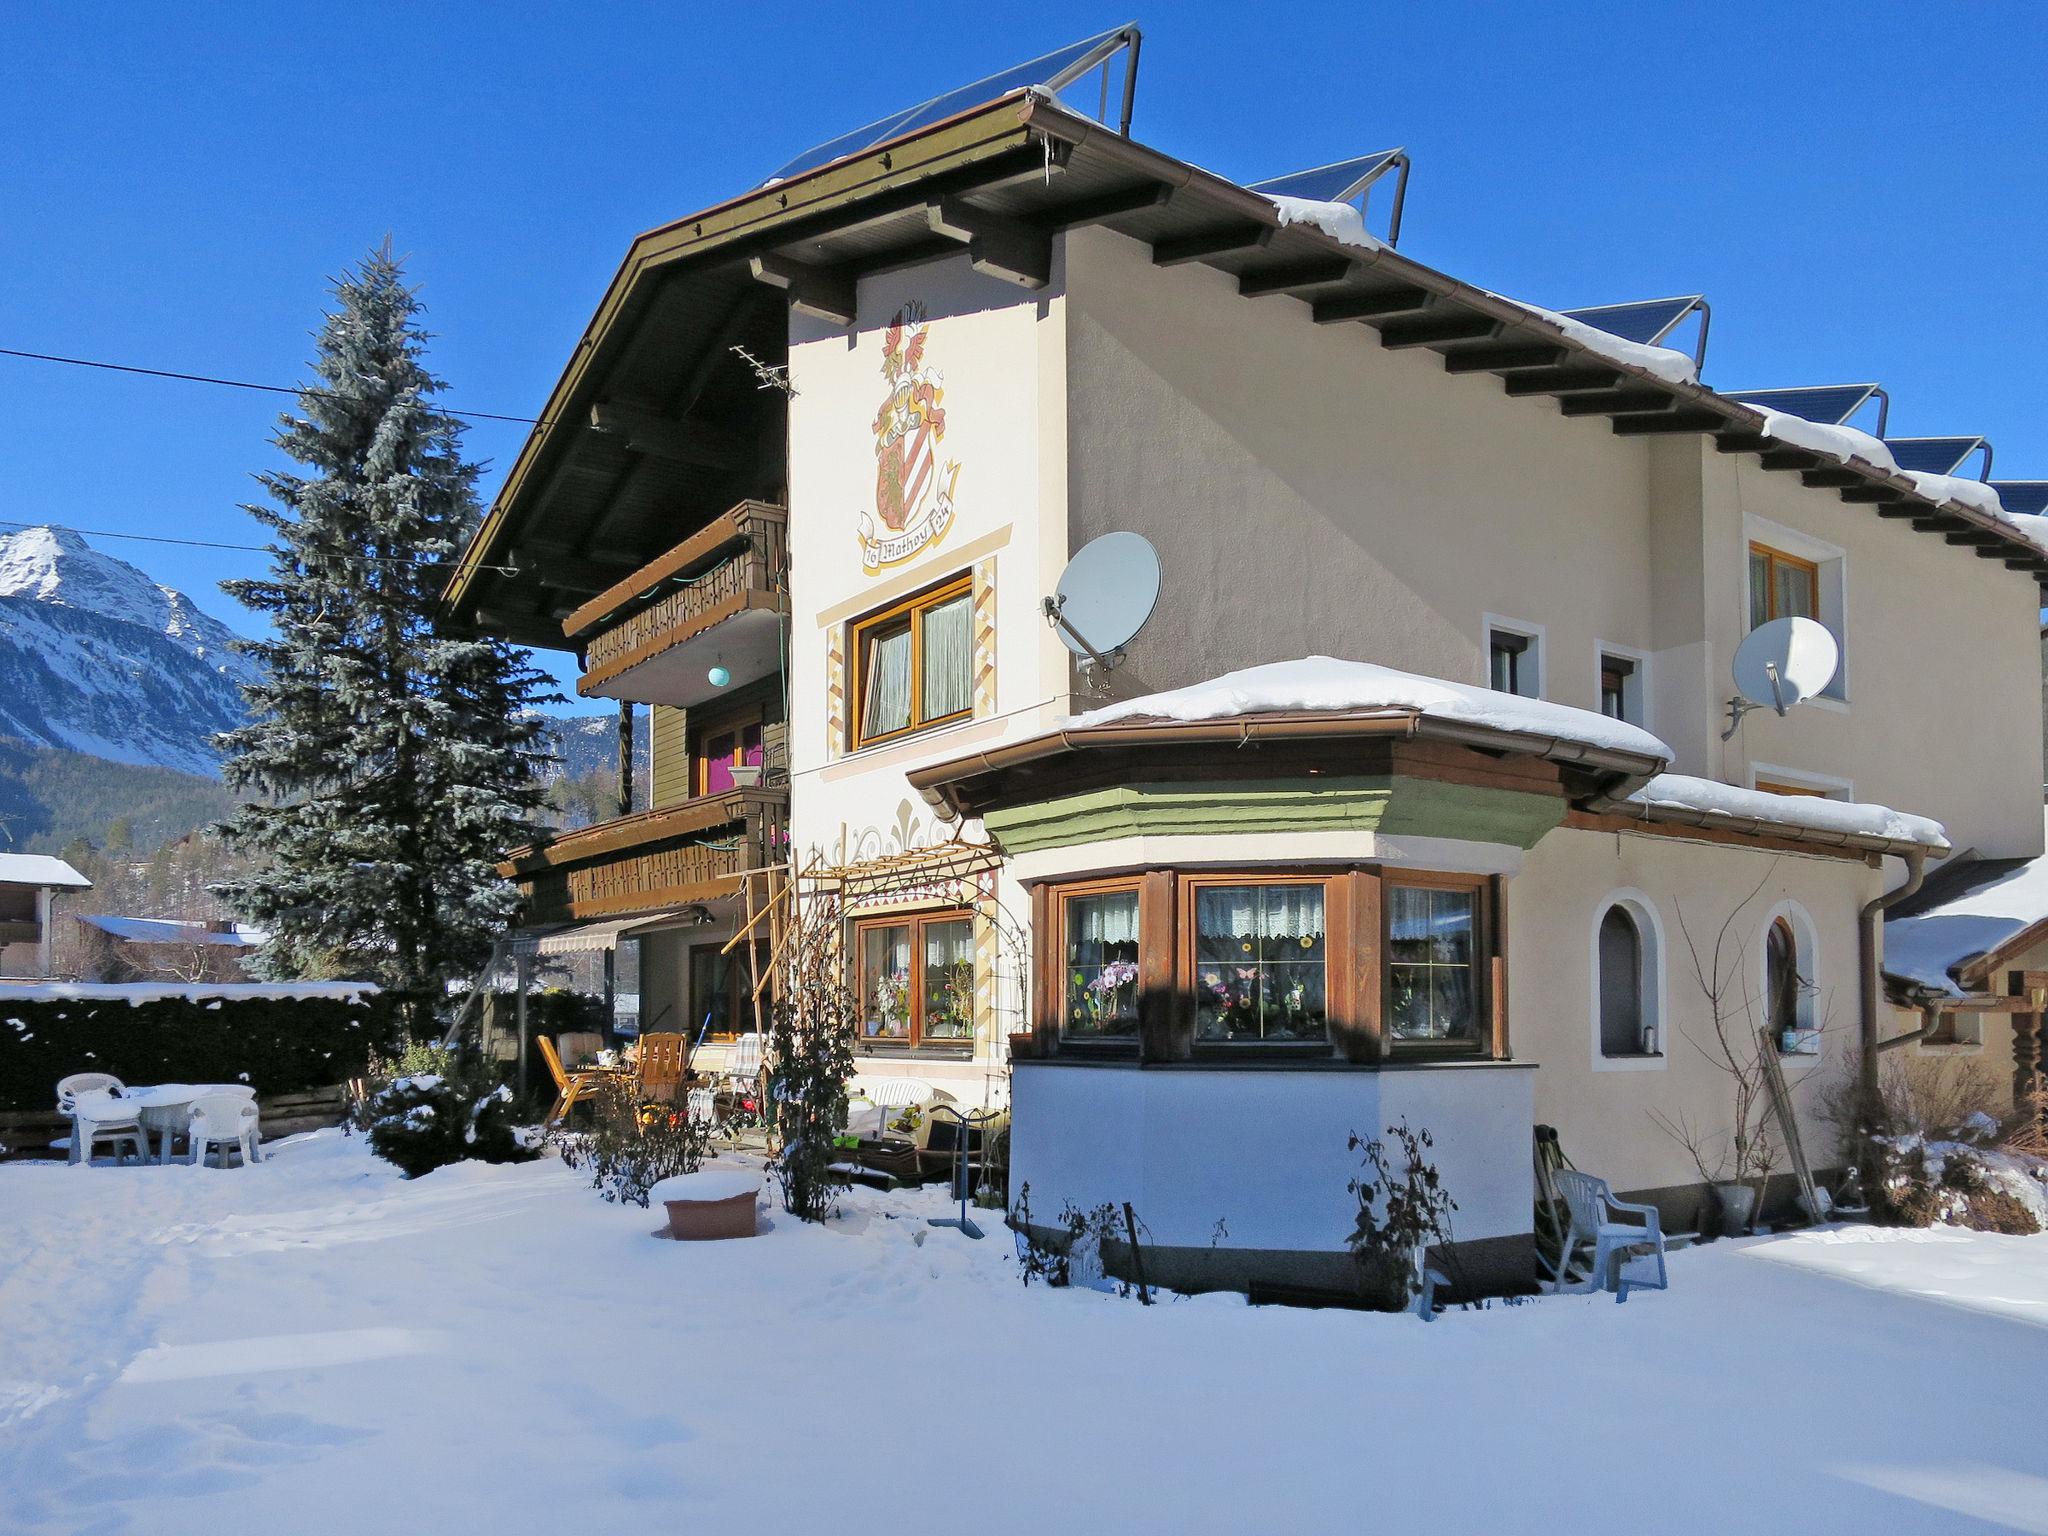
[1043,531,1160,686]
[1721,616,1840,740]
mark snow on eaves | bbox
[0,980,380,1005]
[1886,815,2048,996]
[1902,470,2004,521]
[1626,773,1949,853]
[0,853,91,889]
[1067,656,1671,762]
[1755,412,1899,476]
[1262,195,1385,252]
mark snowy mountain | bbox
[0,526,260,777]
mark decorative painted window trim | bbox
[1742,513,1849,705]
[847,570,975,751]
[1591,888,1667,1073]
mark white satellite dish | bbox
[1723,616,1839,737]
[1043,531,1160,671]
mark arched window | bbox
[1598,906,1648,1056]
[1593,893,1662,1064]
[1763,905,1819,1053]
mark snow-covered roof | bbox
[1262,195,1385,252]
[77,914,266,948]
[0,980,379,1005]
[1757,412,1899,477]
[1066,656,1671,763]
[0,854,90,890]
[1510,301,1699,387]
[1622,774,1949,855]
[1885,814,2048,996]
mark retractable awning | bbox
[513,908,712,957]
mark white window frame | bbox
[1749,763,1854,801]
[1592,639,1651,731]
[1482,614,1546,700]
[1591,889,1667,1073]
[1759,899,1823,1063]
[1742,514,1849,707]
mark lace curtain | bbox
[863,626,912,737]
[921,593,972,721]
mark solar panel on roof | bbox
[1992,482,2048,515]
[766,24,1141,184]
[1884,437,1992,477]
[1248,150,1404,205]
[1727,384,1888,434]
[1559,296,1705,347]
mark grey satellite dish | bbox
[1043,532,1160,672]
[1722,616,1839,738]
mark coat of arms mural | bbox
[859,302,960,573]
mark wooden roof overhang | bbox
[448,92,2048,648]
[905,709,1666,824]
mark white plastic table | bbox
[71,1084,257,1165]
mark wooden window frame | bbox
[1382,869,1496,1058]
[1030,866,1507,1066]
[1748,542,1820,628]
[1598,654,1635,722]
[851,907,977,1054]
[848,572,974,751]
[1051,875,1146,1050]
[1753,777,1831,800]
[689,700,767,798]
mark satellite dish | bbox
[1043,532,1160,670]
[1723,617,1839,737]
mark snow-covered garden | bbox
[5,1129,2048,1535]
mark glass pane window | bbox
[921,592,973,723]
[1062,889,1140,1039]
[850,575,977,747]
[921,918,976,1040]
[1749,543,1819,629]
[1193,883,1327,1044]
[860,923,912,1040]
[1747,548,1771,632]
[1387,884,1479,1045]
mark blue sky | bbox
[3,3,2042,707]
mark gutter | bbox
[1860,848,1932,1093]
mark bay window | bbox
[1386,879,1482,1047]
[1189,880,1327,1044]
[855,909,976,1051]
[1058,883,1141,1040]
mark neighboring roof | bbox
[1616,774,1950,858]
[1068,656,1670,763]
[0,981,379,1004]
[1885,813,2048,995]
[444,91,2048,643]
[0,854,90,890]
[76,915,266,948]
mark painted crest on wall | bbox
[859,302,960,573]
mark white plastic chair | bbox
[186,1094,261,1169]
[1554,1170,1667,1302]
[685,1087,717,1127]
[56,1073,146,1165]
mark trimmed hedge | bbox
[0,991,403,1111]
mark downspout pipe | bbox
[1860,848,1930,1097]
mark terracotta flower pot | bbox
[1007,1031,1037,1061]
[648,1171,760,1240]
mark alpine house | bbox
[445,25,2047,1293]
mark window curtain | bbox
[1070,891,1139,947]
[864,626,912,737]
[921,593,973,721]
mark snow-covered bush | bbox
[366,1069,539,1179]
[550,1077,707,1205]
[1868,1135,2047,1235]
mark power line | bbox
[0,519,517,577]
[0,345,556,429]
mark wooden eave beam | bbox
[1758,449,1821,471]
[748,252,857,326]
[1032,182,1174,230]
[1946,529,2003,546]
[1557,387,1674,418]
[1714,433,1770,454]
[1151,224,1274,266]
[1237,258,1355,297]
[1612,409,1729,436]
[1502,365,1623,396]
[1442,344,1568,374]
[924,196,1052,288]
[1839,485,1905,504]
[1375,311,1500,349]
[587,402,740,469]
[1800,468,1865,488]
[1311,287,1433,323]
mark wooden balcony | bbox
[501,787,788,926]
[564,500,787,707]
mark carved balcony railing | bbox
[564,500,787,705]
[500,786,788,926]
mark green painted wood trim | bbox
[983,777,1564,854]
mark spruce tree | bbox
[214,242,554,1023]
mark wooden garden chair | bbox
[537,1035,612,1126]
[637,1032,688,1104]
